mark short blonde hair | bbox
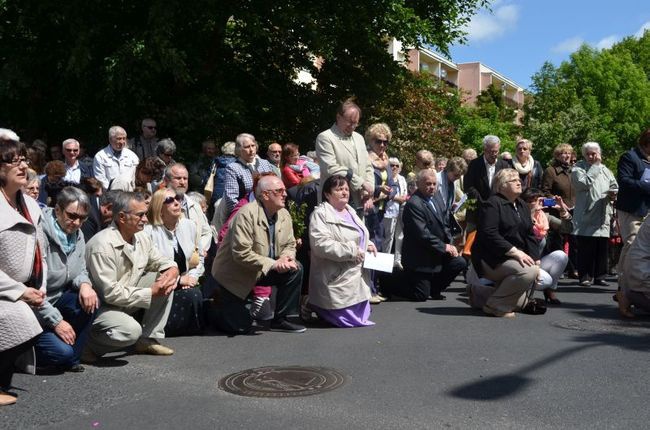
[516,138,533,150]
[365,122,392,145]
[492,168,520,194]
[148,188,177,226]
[553,143,573,159]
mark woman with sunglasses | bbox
[0,139,45,406]
[364,123,396,303]
[145,189,205,336]
[37,186,98,372]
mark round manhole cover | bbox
[218,366,345,398]
[553,318,650,334]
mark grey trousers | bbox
[481,259,538,313]
[87,274,173,357]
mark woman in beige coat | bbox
[0,140,46,406]
[308,175,377,327]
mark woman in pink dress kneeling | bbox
[308,175,376,327]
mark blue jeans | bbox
[35,290,94,367]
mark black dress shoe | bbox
[67,364,85,373]
[430,294,447,301]
[593,279,609,286]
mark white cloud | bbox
[464,4,519,43]
[551,36,584,54]
[596,35,620,50]
[635,21,650,38]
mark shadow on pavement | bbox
[447,327,650,401]
[416,306,483,317]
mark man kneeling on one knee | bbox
[84,191,179,361]
[398,169,467,301]
[212,175,305,334]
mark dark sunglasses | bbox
[375,139,389,145]
[163,195,183,205]
[64,210,88,222]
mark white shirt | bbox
[484,156,496,188]
[64,161,81,184]
[93,145,139,189]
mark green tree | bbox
[0,0,488,159]
[524,43,650,170]
[371,72,464,172]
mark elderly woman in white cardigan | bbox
[0,140,45,406]
[308,175,377,328]
[145,188,205,336]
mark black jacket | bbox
[471,193,540,275]
[463,155,511,224]
[402,191,451,274]
[616,147,650,217]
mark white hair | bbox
[0,128,20,142]
[108,126,126,140]
[581,141,601,157]
[483,135,501,148]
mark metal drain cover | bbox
[219,366,345,397]
[553,318,650,334]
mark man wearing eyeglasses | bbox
[128,118,159,160]
[61,138,92,184]
[84,192,180,361]
[211,175,305,335]
[316,98,374,212]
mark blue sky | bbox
[448,0,650,90]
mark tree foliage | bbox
[0,0,488,159]
[371,72,464,171]
[524,32,650,170]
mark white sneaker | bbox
[250,296,274,321]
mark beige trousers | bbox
[481,259,538,312]
[87,273,173,357]
[616,210,645,277]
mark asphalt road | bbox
[3,276,650,430]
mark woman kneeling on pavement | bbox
[146,188,205,336]
[37,186,98,373]
[308,175,376,327]
[471,168,540,318]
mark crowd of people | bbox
[1,102,650,407]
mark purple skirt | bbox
[312,300,375,328]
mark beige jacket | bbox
[316,124,374,207]
[0,192,45,353]
[212,200,296,299]
[308,202,372,309]
[85,224,177,309]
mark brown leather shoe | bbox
[134,338,174,356]
[0,391,17,406]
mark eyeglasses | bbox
[144,126,157,130]
[64,210,88,222]
[375,139,389,145]
[163,195,183,205]
[2,156,28,167]
[162,152,174,157]
[64,148,79,153]
[390,164,399,168]
[124,211,147,219]
[266,188,287,196]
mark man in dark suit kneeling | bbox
[397,169,467,301]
